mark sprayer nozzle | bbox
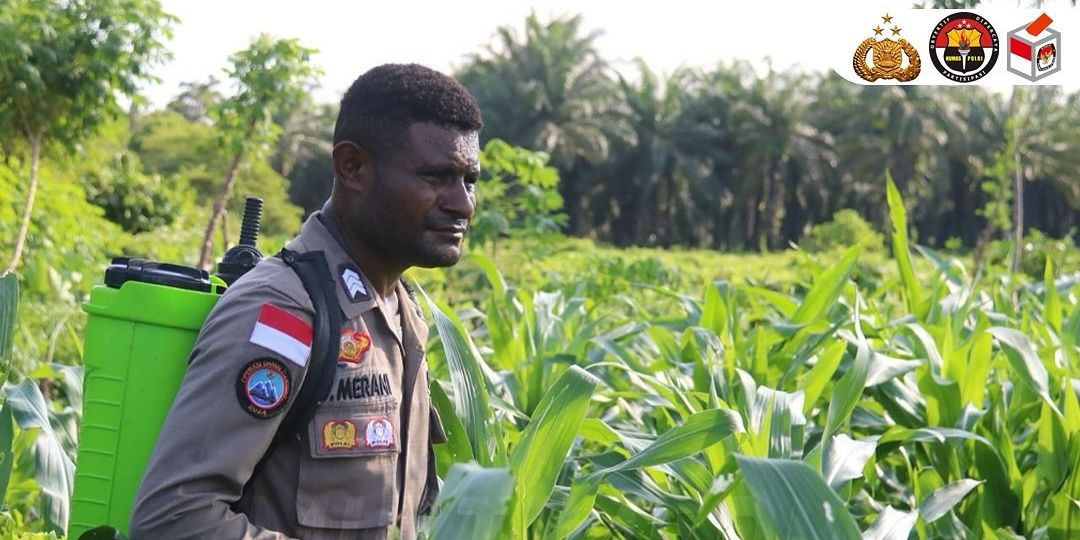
[216,196,265,286]
[239,197,263,247]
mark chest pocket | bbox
[296,398,401,529]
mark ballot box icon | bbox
[1008,14,1060,81]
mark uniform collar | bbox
[398,280,429,352]
[286,210,376,320]
[289,205,428,340]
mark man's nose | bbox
[440,177,475,220]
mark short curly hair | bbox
[333,63,483,159]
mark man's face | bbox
[354,122,480,269]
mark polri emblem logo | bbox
[853,13,921,82]
[929,12,999,82]
[364,416,395,448]
[339,328,371,364]
[1008,13,1060,81]
[322,419,358,450]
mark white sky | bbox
[144,0,1079,107]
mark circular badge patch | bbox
[928,12,999,83]
[236,358,291,418]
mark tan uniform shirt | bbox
[130,212,441,539]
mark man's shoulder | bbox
[215,255,312,315]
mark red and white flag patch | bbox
[249,303,312,367]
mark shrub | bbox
[801,209,884,252]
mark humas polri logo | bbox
[929,12,999,82]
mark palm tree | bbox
[457,13,629,234]
[707,62,833,249]
[595,61,723,247]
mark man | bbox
[130,63,483,539]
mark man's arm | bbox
[129,275,311,540]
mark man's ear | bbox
[332,141,375,193]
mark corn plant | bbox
[425,178,1080,539]
[0,272,81,537]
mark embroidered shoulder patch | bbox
[339,264,369,302]
[364,416,395,448]
[236,358,291,418]
[339,328,372,364]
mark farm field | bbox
[2,183,1078,538]
[4,2,1080,538]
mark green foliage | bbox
[129,110,218,178]
[0,158,121,371]
[197,34,320,266]
[457,14,1080,252]
[129,109,301,242]
[0,274,17,369]
[470,139,566,249]
[801,209,883,253]
[211,35,321,158]
[418,181,1080,539]
[428,464,514,540]
[979,145,1014,240]
[0,0,174,145]
[83,152,182,233]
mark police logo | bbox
[852,13,921,82]
[929,12,999,82]
[364,417,395,448]
[339,264,369,302]
[339,328,371,364]
[321,419,358,450]
[236,358,291,418]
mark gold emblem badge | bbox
[853,13,921,82]
[338,329,371,364]
[322,419,358,450]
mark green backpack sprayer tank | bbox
[68,198,266,539]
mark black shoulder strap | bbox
[248,249,342,482]
[275,248,342,442]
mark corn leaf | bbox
[989,327,1058,416]
[430,379,474,473]
[800,339,846,415]
[823,434,876,491]
[0,402,13,506]
[554,408,743,538]
[1044,258,1062,332]
[509,365,599,528]
[824,333,869,440]
[3,379,74,534]
[919,478,982,523]
[735,456,861,539]
[552,474,603,539]
[605,408,744,473]
[791,245,858,325]
[862,506,918,540]
[0,272,17,368]
[886,172,923,317]
[429,463,514,540]
[425,295,507,466]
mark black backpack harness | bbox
[246,248,438,515]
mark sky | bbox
[144,0,1080,108]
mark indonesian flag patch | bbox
[249,303,312,367]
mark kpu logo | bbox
[1008,13,1060,82]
